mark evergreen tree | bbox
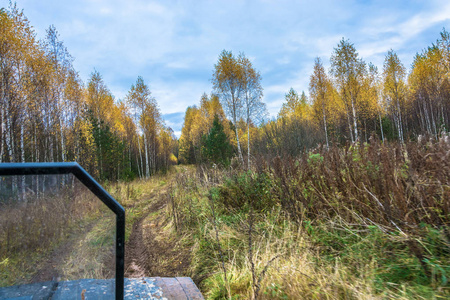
[202,115,233,166]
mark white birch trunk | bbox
[378,112,385,142]
[351,98,358,141]
[418,100,426,133]
[323,106,329,149]
[396,99,404,143]
[346,110,354,143]
[59,115,66,186]
[21,124,26,201]
[423,101,432,134]
[247,120,250,169]
[232,89,244,164]
[429,99,437,137]
[136,155,142,179]
[235,126,243,164]
[0,105,4,163]
[137,135,143,179]
[60,118,65,162]
[50,136,54,162]
[98,141,103,178]
[35,125,39,198]
[5,100,12,161]
[143,130,150,178]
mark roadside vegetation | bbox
[0,179,116,286]
[165,137,449,299]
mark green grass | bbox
[0,190,115,287]
[163,156,449,299]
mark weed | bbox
[168,138,449,298]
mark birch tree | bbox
[310,57,331,148]
[212,50,245,164]
[331,39,366,142]
[126,76,161,178]
[367,63,385,142]
[238,53,265,167]
[383,49,407,143]
[44,25,73,162]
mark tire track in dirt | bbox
[124,215,150,277]
[124,193,168,278]
[31,222,100,283]
[142,203,191,277]
[124,185,192,279]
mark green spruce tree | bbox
[202,115,233,166]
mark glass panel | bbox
[0,174,116,296]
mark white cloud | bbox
[357,1,450,66]
[166,61,191,69]
[15,0,450,135]
[151,80,210,115]
[263,67,313,116]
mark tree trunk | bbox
[143,130,150,178]
[137,134,143,179]
[396,99,404,143]
[378,112,385,142]
[0,105,4,163]
[322,105,329,149]
[346,110,354,143]
[351,98,358,141]
[235,126,244,164]
[60,117,65,162]
[247,118,251,169]
[232,90,244,164]
[423,100,432,134]
[417,98,426,133]
[429,98,437,137]
[6,99,12,162]
[35,125,40,198]
[21,124,26,201]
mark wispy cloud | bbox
[14,0,450,136]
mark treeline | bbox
[178,93,234,165]
[180,30,450,164]
[179,50,265,166]
[0,5,176,181]
[258,32,450,157]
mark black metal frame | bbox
[0,162,125,300]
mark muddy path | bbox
[31,176,191,283]
[124,196,163,278]
[31,233,79,283]
[31,220,114,283]
[124,185,191,279]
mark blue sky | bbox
[5,0,450,137]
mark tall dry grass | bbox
[0,178,114,286]
[167,137,449,299]
[264,135,449,231]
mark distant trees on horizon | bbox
[2,3,449,176]
[180,30,450,164]
[0,4,177,183]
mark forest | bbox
[1,4,449,174]
[1,3,449,299]
[0,4,177,183]
[178,35,450,167]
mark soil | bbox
[31,180,192,284]
[31,222,96,283]
[124,187,191,278]
[31,238,73,283]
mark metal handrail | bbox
[0,162,125,300]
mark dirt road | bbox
[124,184,191,279]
